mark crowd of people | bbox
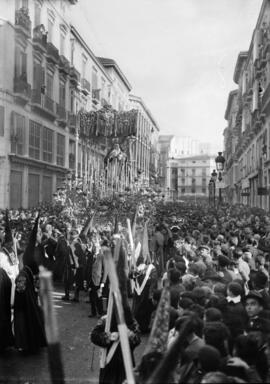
[0,199,270,383]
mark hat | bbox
[227,282,243,297]
[253,271,268,289]
[204,308,223,322]
[198,346,221,372]
[245,291,265,306]
[4,210,13,245]
[23,214,40,275]
[218,255,231,267]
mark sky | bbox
[71,0,263,150]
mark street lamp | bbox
[215,152,226,205]
[211,169,217,207]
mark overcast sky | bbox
[72,0,263,150]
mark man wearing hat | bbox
[245,291,265,329]
[217,254,234,283]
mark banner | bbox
[79,107,138,139]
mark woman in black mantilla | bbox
[0,267,14,352]
[13,215,47,354]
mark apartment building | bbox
[166,155,216,201]
[224,0,270,210]
[0,0,144,208]
[129,95,159,187]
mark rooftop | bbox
[97,57,132,91]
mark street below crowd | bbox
[0,285,147,384]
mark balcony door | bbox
[10,170,22,209]
[28,173,40,207]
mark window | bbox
[57,133,65,166]
[60,33,65,56]
[192,168,196,175]
[82,55,87,78]
[101,78,105,99]
[0,106,4,136]
[43,127,53,163]
[181,178,185,185]
[70,39,74,66]
[92,68,98,90]
[70,89,75,113]
[69,140,75,169]
[202,168,207,176]
[11,112,25,155]
[15,46,27,80]
[33,62,44,93]
[181,187,185,194]
[191,188,196,194]
[16,0,28,9]
[59,80,65,107]
[46,72,54,99]
[202,187,206,194]
[34,2,41,27]
[48,18,54,43]
[29,120,41,159]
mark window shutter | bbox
[15,46,21,79]
[21,52,27,80]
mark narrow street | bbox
[0,286,147,384]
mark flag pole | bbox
[103,250,135,384]
[39,267,65,384]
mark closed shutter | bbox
[28,174,40,207]
[21,52,27,79]
[42,176,52,202]
[10,171,23,209]
[33,63,42,93]
[15,46,20,79]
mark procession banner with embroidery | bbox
[79,107,138,139]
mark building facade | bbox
[224,0,270,211]
[158,135,214,198]
[165,155,216,201]
[0,0,160,208]
[129,95,159,188]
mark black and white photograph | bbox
[0,0,270,383]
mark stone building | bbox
[224,0,270,210]
[0,0,160,208]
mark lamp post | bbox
[211,169,217,207]
[215,152,226,206]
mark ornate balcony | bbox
[46,42,59,64]
[33,25,47,53]
[13,76,31,103]
[15,7,31,38]
[59,55,70,75]
[81,78,90,95]
[70,66,80,86]
[92,89,100,105]
[31,90,56,121]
